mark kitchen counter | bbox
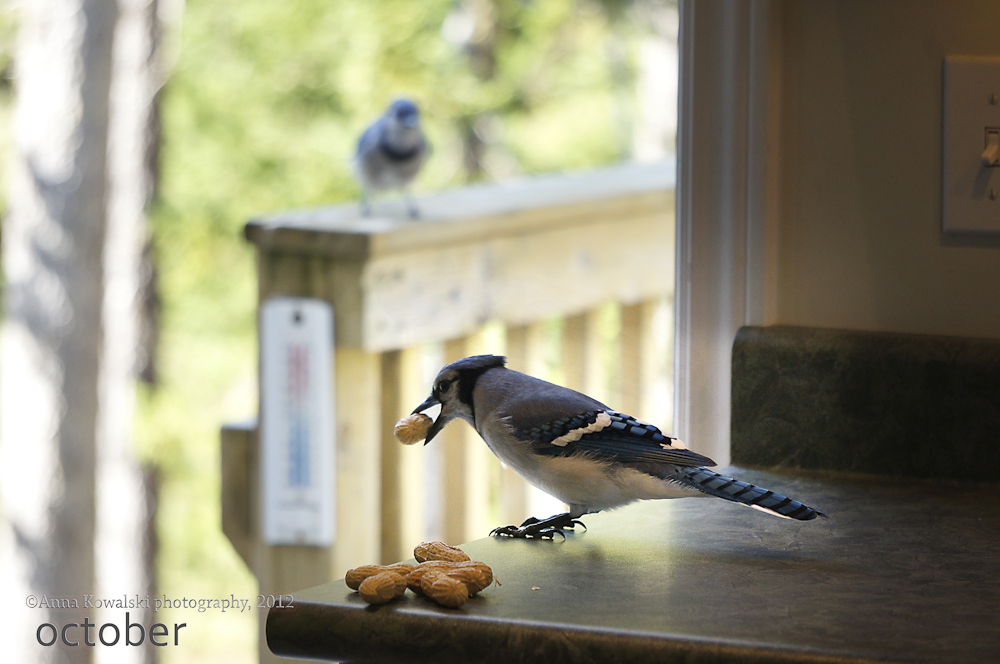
[266,467,1000,663]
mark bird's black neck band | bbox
[378,137,421,162]
[458,367,493,429]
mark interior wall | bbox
[776,0,1000,340]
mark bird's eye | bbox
[437,378,453,392]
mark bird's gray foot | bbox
[490,513,585,540]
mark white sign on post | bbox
[259,297,335,546]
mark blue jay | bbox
[355,99,427,218]
[412,355,825,539]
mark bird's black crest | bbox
[444,355,507,374]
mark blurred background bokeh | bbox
[0,0,677,662]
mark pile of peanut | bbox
[345,541,495,609]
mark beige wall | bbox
[775,0,1000,339]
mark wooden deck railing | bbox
[221,160,675,663]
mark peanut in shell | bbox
[394,413,432,445]
[420,570,468,608]
[346,563,415,590]
[358,571,407,605]
[413,541,470,563]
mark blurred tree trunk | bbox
[457,0,499,182]
[0,1,117,663]
[97,0,164,661]
[632,0,679,162]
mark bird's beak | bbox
[412,394,444,445]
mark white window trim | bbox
[674,0,780,465]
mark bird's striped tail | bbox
[680,468,826,521]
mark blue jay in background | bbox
[355,99,427,218]
[412,355,825,539]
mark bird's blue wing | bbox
[526,409,715,468]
